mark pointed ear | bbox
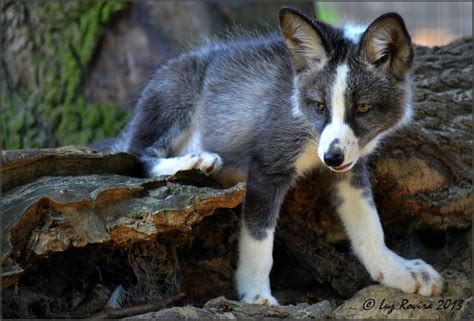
[359,13,414,80]
[279,7,329,73]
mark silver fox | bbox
[110,8,443,304]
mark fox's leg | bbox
[331,162,443,296]
[236,165,292,305]
[116,59,218,178]
[122,83,223,178]
[146,151,223,177]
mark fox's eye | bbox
[315,101,326,111]
[355,103,370,113]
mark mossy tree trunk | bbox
[2,1,129,149]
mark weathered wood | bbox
[1,149,245,288]
[89,292,186,319]
[1,146,142,192]
[124,296,332,320]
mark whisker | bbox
[304,128,320,144]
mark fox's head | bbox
[280,8,413,172]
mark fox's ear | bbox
[280,7,329,73]
[359,13,413,80]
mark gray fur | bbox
[109,9,413,242]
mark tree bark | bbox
[2,146,245,290]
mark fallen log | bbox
[2,147,245,290]
[1,146,142,192]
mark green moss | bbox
[57,98,128,146]
[3,0,129,149]
[2,92,42,149]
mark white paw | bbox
[240,293,279,306]
[191,152,223,176]
[401,258,444,296]
[149,152,222,177]
[374,254,443,296]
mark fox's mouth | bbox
[329,162,353,172]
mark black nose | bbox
[324,150,344,167]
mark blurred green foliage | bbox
[315,2,339,24]
[2,1,129,149]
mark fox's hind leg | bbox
[115,59,224,178]
[134,124,224,178]
[136,119,223,177]
[147,152,223,177]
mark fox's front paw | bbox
[240,292,279,305]
[401,258,443,296]
[375,255,443,296]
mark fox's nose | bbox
[324,149,344,167]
